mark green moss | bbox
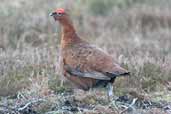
[151,91,171,102]
[87,0,114,16]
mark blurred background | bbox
[0,0,171,113]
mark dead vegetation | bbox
[0,0,171,113]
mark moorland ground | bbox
[0,0,171,113]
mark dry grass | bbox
[0,0,171,113]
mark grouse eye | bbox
[57,12,63,16]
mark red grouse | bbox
[49,8,130,97]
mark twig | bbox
[120,98,138,114]
[110,100,120,114]
[17,99,45,111]
[17,92,26,100]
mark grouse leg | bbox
[107,82,113,101]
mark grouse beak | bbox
[49,12,53,16]
[49,12,56,16]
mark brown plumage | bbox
[50,8,129,96]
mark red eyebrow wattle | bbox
[55,8,65,13]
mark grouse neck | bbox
[62,22,76,38]
[60,21,80,47]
